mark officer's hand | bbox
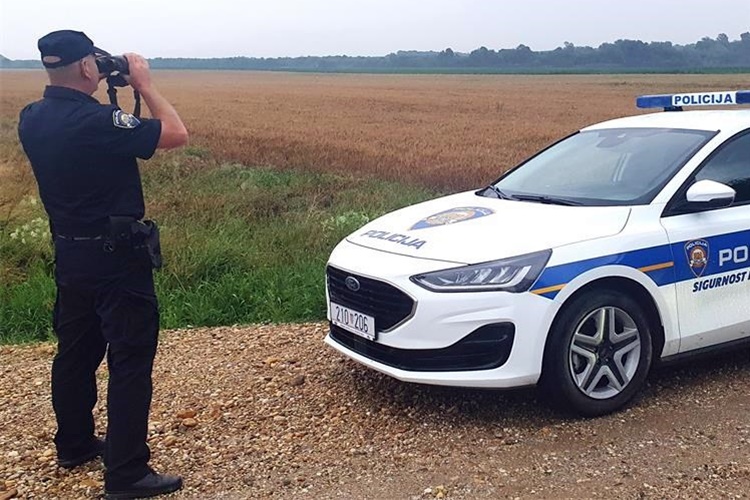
[124,53,153,93]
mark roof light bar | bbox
[636,90,750,111]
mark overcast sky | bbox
[1,0,748,59]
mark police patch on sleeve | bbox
[112,110,140,129]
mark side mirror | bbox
[685,179,736,208]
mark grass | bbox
[0,147,436,343]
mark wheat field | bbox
[2,71,748,195]
[1,70,748,339]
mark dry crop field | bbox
[2,71,749,193]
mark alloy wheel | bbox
[568,306,642,400]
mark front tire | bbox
[540,289,653,416]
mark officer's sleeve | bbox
[17,104,33,148]
[81,105,162,159]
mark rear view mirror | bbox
[686,179,735,208]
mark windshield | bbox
[490,128,715,206]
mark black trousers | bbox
[52,237,158,488]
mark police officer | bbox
[18,30,188,499]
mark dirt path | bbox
[2,323,750,499]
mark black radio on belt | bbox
[107,216,163,269]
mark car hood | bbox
[346,191,631,264]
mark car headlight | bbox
[411,250,552,293]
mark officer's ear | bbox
[80,56,98,82]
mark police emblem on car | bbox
[324,88,750,417]
[112,109,140,129]
[411,206,494,230]
[685,239,709,277]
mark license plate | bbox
[330,302,376,341]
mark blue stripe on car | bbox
[530,228,750,299]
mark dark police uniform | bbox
[18,85,162,488]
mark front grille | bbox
[329,323,515,372]
[327,266,415,332]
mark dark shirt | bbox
[18,86,161,234]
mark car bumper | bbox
[325,241,558,388]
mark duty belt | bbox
[53,217,163,269]
[54,234,104,241]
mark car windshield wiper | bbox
[482,184,517,200]
[510,193,583,206]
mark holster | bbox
[107,216,163,269]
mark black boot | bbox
[105,472,183,499]
[57,437,105,469]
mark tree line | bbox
[2,33,748,72]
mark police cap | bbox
[38,30,105,68]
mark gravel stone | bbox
[1,323,750,498]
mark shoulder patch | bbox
[112,109,140,129]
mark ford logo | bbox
[345,276,361,292]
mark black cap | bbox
[38,30,105,68]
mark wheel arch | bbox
[542,275,667,372]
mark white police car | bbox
[325,90,750,416]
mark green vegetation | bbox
[0,151,436,343]
[3,32,749,73]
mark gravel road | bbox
[2,323,750,499]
